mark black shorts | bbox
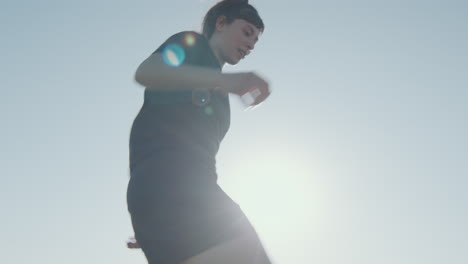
[127,158,259,264]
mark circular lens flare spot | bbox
[192,90,211,106]
[162,44,185,67]
[204,106,214,115]
[184,33,197,47]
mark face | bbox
[211,18,261,65]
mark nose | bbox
[245,43,254,56]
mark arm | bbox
[135,52,271,106]
[134,52,223,91]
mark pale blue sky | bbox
[1,1,467,263]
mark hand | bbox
[219,72,271,106]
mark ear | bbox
[215,16,227,32]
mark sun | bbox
[218,147,326,241]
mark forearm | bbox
[135,54,223,91]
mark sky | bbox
[1,0,467,263]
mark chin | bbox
[227,58,241,65]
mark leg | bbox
[181,231,272,264]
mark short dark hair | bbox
[202,0,265,39]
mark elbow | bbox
[134,62,165,88]
[134,65,147,87]
[134,55,168,89]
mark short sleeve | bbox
[152,31,215,68]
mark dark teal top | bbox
[129,31,230,183]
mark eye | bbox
[244,30,251,37]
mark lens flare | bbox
[192,90,211,106]
[184,33,197,47]
[162,44,185,67]
[204,106,214,115]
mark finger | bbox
[252,87,270,106]
[252,94,268,106]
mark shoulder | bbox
[153,31,219,68]
[165,31,207,45]
[153,31,209,54]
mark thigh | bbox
[182,231,272,264]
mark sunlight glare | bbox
[221,148,328,241]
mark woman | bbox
[127,0,272,263]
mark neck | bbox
[208,37,225,68]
